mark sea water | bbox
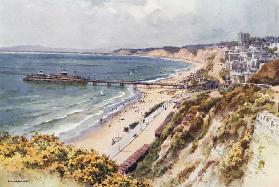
[0,53,190,140]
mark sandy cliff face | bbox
[198,49,225,83]
[145,49,173,58]
[114,49,134,56]
[114,47,226,83]
[131,86,276,187]
[249,60,279,85]
[173,48,225,83]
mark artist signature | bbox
[8,179,29,183]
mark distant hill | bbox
[113,41,237,56]
[0,45,108,54]
[113,42,231,83]
[249,60,279,85]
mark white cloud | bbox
[0,0,278,49]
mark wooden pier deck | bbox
[88,79,188,88]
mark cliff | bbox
[249,60,279,85]
[113,47,226,83]
[130,85,276,186]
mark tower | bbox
[238,32,250,47]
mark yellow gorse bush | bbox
[221,130,253,184]
[0,132,151,186]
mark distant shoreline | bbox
[111,53,203,65]
[0,51,202,68]
[0,51,104,55]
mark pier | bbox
[23,70,220,90]
[89,79,188,89]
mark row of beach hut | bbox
[119,144,151,174]
[118,112,175,174]
[155,112,174,138]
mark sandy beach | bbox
[71,59,203,164]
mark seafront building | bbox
[224,33,279,83]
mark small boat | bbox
[100,90,105,96]
[130,68,135,75]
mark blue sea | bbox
[0,53,190,140]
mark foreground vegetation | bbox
[0,133,151,186]
[215,86,274,184]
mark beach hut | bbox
[119,144,150,174]
[155,112,174,138]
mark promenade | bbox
[105,100,172,160]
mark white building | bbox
[224,33,279,84]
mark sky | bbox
[0,0,279,50]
